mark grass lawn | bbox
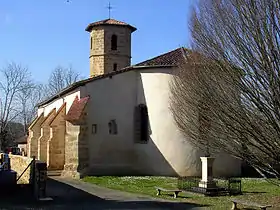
[83,176,280,209]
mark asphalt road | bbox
[0,177,208,210]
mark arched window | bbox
[111,34,117,50]
[108,119,118,135]
[113,63,117,71]
[134,104,149,143]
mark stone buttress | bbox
[27,113,45,158]
[38,108,56,163]
[48,103,66,170]
[62,96,90,178]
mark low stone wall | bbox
[9,154,33,184]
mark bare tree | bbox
[170,0,280,179]
[16,83,45,133]
[46,65,80,96]
[0,63,33,149]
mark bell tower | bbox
[85,19,137,77]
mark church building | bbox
[27,18,241,178]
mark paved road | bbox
[0,177,208,210]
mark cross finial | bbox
[107,2,113,19]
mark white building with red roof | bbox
[27,18,241,178]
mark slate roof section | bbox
[135,47,189,67]
[65,96,90,122]
[85,18,137,32]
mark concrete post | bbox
[199,157,217,188]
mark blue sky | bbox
[0,0,196,83]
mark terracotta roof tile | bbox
[85,18,137,32]
[65,96,90,122]
[37,47,194,107]
[135,47,190,67]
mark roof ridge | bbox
[37,47,192,107]
[135,47,182,66]
[135,47,189,67]
[85,18,137,32]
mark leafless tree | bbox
[0,63,33,149]
[16,83,45,133]
[46,65,80,96]
[170,0,280,179]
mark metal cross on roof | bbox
[107,2,113,19]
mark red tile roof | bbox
[136,47,190,67]
[37,47,193,107]
[85,18,137,32]
[65,96,90,122]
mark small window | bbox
[108,120,118,135]
[113,63,117,71]
[90,37,93,49]
[134,104,149,143]
[92,124,97,134]
[111,34,117,50]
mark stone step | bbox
[47,170,62,177]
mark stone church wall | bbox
[62,119,89,178]
[62,122,80,178]
[89,26,132,76]
[31,67,241,178]
[80,66,241,177]
[84,70,138,175]
[38,109,56,163]
[48,104,66,170]
[28,114,45,158]
[38,90,80,117]
[135,67,241,177]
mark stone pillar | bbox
[199,157,217,188]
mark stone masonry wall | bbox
[77,112,89,174]
[9,154,33,184]
[28,115,45,158]
[90,56,104,76]
[103,26,132,73]
[49,105,66,170]
[89,25,133,77]
[61,121,80,178]
[38,110,56,163]
[90,28,104,77]
[62,111,89,178]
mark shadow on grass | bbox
[242,191,266,195]
[0,178,209,210]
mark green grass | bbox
[82,176,280,209]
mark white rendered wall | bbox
[83,71,138,175]
[38,90,80,117]
[135,68,241,177]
